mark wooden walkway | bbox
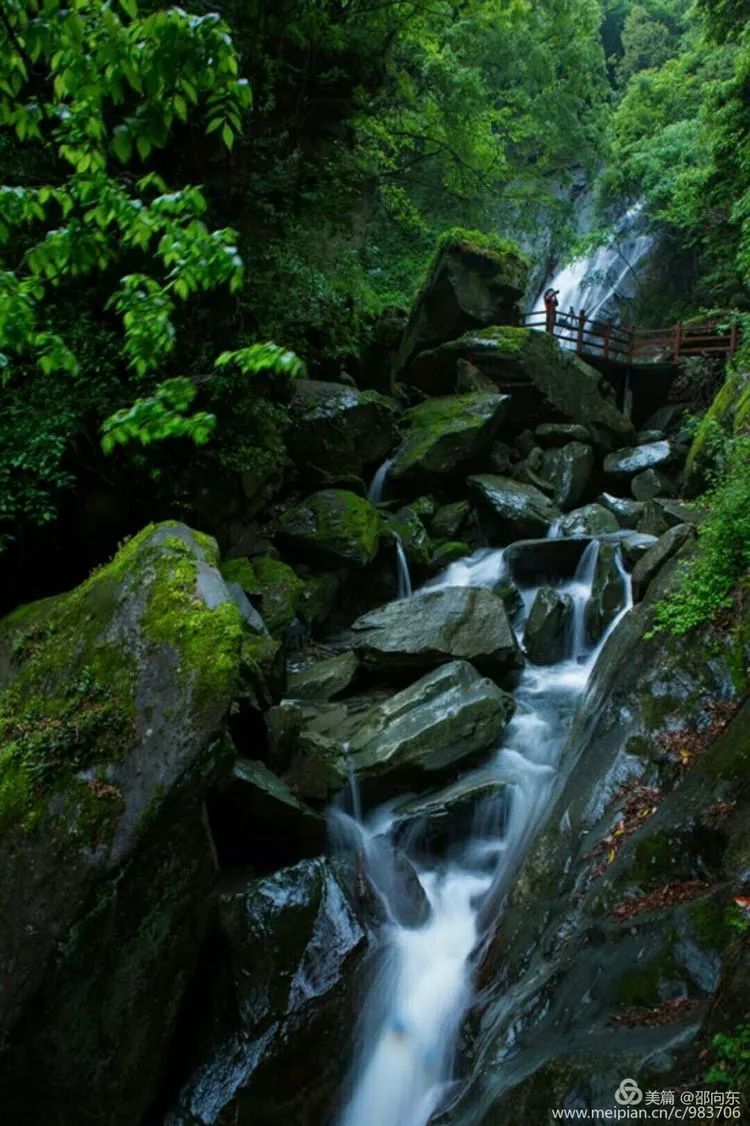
[523,308,740,366]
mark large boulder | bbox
[523,586,573,665]
[166,858,366,1126]
[395,231,529,375]
[597,492,645,529]
[278,490,382,568]
[389,393,510,484]
[344,586,522,680]
[0,523,264,1124]
[504,537,592,582]
[287,651,359,701]
[631,523,693,601]
[285,380,400,475]
[540,441,594,509]
[631,466,677,501]
[469,474,560,540]
[393,776,508,856]
[406,327,635,451]
[345,660,515,790]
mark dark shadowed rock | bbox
[541,441,594,509]
[395,235,529,375]
[166,858,366,1126]
[286,380,400,474]
[431,500,471,539]
[390,393,510,484]
[394,776,509,856]
[456,358,498,393]
[631,524,693,601]
[535,422,591,446]
[631,466,677,501]
[287,651,359,701]
[469,474,560,539]
[618,531,658,570]
[345,586,522,679]
[278,490,382,567]
[524,586,573,665]
[0,522,262,1125]
[504,537,592,582]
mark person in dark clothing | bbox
[544,287,560,333]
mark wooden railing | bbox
[522,309,740,365]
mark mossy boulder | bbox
[395,231,529,375]
[389,392,510,484]
[278,490,382,568]
[285,379,400,474]
[685,368,750,493]
[407,326,635,451]
[222,554,306,638]
[0,523,260,1124]
[386,506,434,568]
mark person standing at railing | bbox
[544,287,559,333]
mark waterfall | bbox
[334,539,634,1126]
[395,535,413,600]
[535,202,656,329]
[369,458,393,504]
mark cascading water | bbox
[333,539,632,1126]
[395,535,413,599]
[369,458,393,504]
[535,202,656,331]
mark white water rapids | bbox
[333,540,633,1126]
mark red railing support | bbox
[729,321,739,357]
[577,309,586,355]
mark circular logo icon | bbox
[615,1078,643,1106]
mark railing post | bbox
[577,309,586,355]
[603,319,612,361]
[729,320,739,357]
[674,322,683,362]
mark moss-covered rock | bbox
[278,489,382,568]
[389,392,510,484]
[386,506,434,569]
[407,326,635,451]
[685,368,750,492]
[0,522,256,1124]
[285,379,400,474]
[395,231,529,375]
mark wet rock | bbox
[604,440,671,478]
[389,393,510,484]
[632,467,677,501]
[167,858,367,1126]
[585,543,627,643]
[469,474,560,540]
[643,403,688,434]
[456,358,498,393]
[212,759,327,869]
[0,523,257,1124]
[559,503,619,537]
[431,500,470,539]
[345,660,515,791]
[386,507,433,568]
[407,327,635,451]
[618,532,658,570]
[286,380,399,475]
[344,586,522,680]
[541,441,595,509]
[430,540,472,571]
[494,576,524,617]
[637,429,666,444]
[287,652,359,702]
[631,524,693,601]
[535,422,590,446]
[222,555,305,639]
[522,446,557,497]
[524,586,573,665]
[505,537,592,582]
[395,234,529,375]
[355,837,431,927]
[637,498,699,538]
[394,776,509,856]
[597,492,645,529]
[278,489,382,568]
[487,439,515,474]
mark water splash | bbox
[395,535,413,599]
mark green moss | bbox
[686,369,750,478]
[437,227,529,269]
[632,830,675,882]
[279,489,382,567]
[220,557,259,593]
[616,939,677,1005]
[475,325,530,355]
[250,556,305,637]
[690,898,733,951]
